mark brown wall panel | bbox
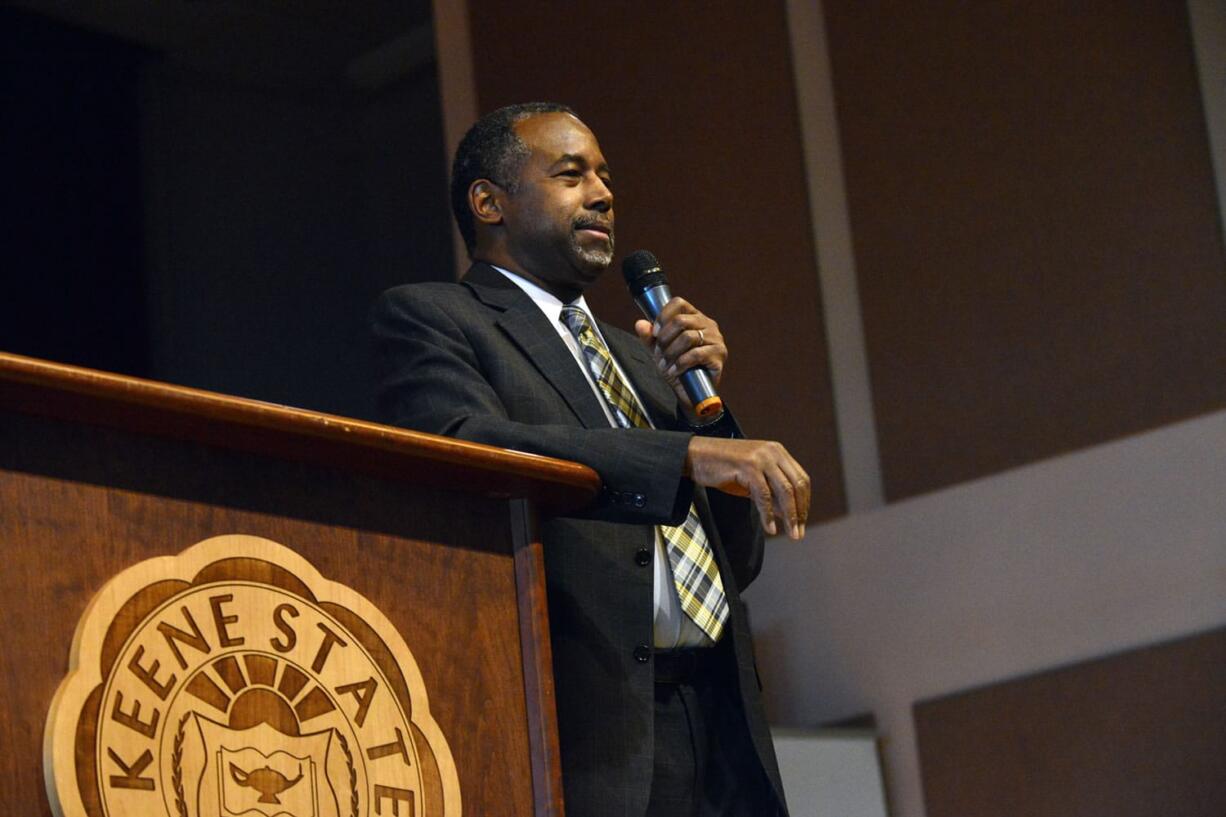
[915,628,1226,817]
[464,0,846,519]
[824,1,1226,499]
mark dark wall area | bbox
[140,63,452,420]
[1,8,453,421]
[0,9,149,376]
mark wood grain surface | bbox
[0,351,599,512]
[0,355,587,816]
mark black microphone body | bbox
[622,250,724,418]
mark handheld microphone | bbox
[622,250,724,418]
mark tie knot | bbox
[560,305,593,338]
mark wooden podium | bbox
[0,351,599,817]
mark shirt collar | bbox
[492,265,594,324]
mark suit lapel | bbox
[463,264,612,430]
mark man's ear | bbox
[469,179,504,227]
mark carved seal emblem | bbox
[45,535,461,817]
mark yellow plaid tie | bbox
[561,306,729,642]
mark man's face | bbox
[499,112,615,298]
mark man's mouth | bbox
[575,221,613,240]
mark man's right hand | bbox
[685,436,810,539]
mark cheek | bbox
[537,206,575,237]
[509,190,578,239]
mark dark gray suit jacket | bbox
[372,263,785,816]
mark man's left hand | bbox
[635,297,727,417]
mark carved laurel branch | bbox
[172,712,191,817]
[335,729,360,817]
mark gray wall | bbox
[749,409,1226,816]
[746,2,1226,815]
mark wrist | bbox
[684,433,716,478]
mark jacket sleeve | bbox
[371,286,696,526]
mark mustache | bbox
[573,216,614,236]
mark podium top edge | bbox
[0,351,602,510]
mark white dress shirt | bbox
[494,266,711,648]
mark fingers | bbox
[750,442,810,540]
[656,312,721,353]
[634,319,655,349]
[774,451,811,534]
[654,296,697,327]
[660,327,722,366]
[746,471,778,536]
[686,437,810,539]
[651,299,726,386]
[764,460,807,539]
[670,344,724,379]
[795,468,812,531]
[638,309,720,366]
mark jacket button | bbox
[633,494,646,508]
[634,547,651,567]
[634,644,652,663]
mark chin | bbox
[574,245,614,271]
[585,253,614,271]
[564,234,614,282]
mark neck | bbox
[474,249,583,303]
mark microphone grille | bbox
[622,250,666,292]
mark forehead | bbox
[513,113,607,165]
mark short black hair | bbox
[450,102,577,255]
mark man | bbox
[372,102,809,817]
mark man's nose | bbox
[588,177,613,211]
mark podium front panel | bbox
[1,407,546,816]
